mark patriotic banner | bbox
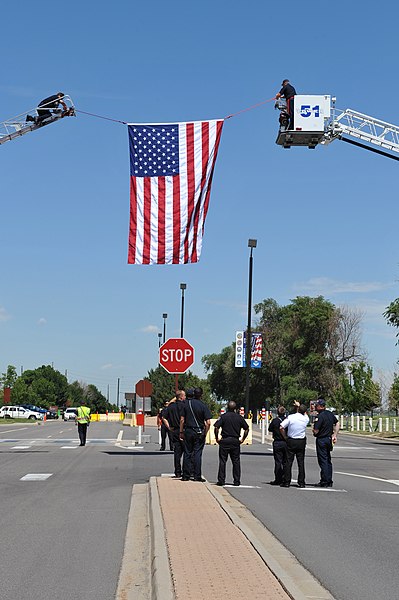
[128,119,224,264]
[235,331,263,368]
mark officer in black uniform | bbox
[162,390,186,478]
[26,92,68,125]
[268,406,287,485]
[214,401,249,487]
[180,388,211,482]
[275,79,297,129]
[313,399,340,487]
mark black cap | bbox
[186,388,195,398]
[316,399,326,406]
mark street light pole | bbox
[162,313,168,344]
[180,283,187,338]
[245,239,257,417]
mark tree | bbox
[349,362,381,413]
[388,373,399,414]
[12,365,69,407]
[384,298,399,343]
[146,366,216,415]
[204,296,366,412]
[0,365,18,389]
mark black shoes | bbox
[269,481,281,486]
[233,482,240,486]
[315,482,333,488]
[216,482,225,486]
[298,483,306,488]
[194,477,206,482]
[280,483,290,487]
[181,477,190,481]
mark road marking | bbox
[376,491,399,495]
[61,446,79,449]
[225,484,261,489]
[336,472,399,486]
[117,430,123,442]
[0,427,29,434]
[12,446,30,449]
[20,473,52,481]
[300,488,347,492]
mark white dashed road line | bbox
[20,473,53,481]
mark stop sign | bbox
[159,338,195,374]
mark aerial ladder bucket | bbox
[0,95,75,146]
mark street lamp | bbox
[245,239,257,416]
[162,313,168,344]
[158,332,162,348]
[180,283,187,338]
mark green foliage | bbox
[0,365,18,389]
[0,364,112,412]
[388,373,399,413]
[384,298,399,343]
[11,365,69,408]
[344,362,381,412]
[146,366,217,415]
[204,296,363,412]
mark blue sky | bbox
[1,0,398,403]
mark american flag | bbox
[128,120,224,264]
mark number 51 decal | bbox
[300,105,320,117]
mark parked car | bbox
[21,404,58,420]
[0,406,44,420]
[63,408,78,421]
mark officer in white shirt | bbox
[279,404,309,488]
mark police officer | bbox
[180,388,211,482]
[214,400,249,487]
[313,399,340,487]
[158,400,173,451]
[268,406,287,485]
[162,390,186,478]
[75,400,91,446]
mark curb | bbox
[149,477,174,600]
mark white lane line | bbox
[117,430,123,442]
[12,446,30,450]
[376,491,399,495]
[61,446,78,449]
[20,473,52,481]
[336,471,399,486]
[225,485,261,489]
[300,488,347,493]
[0,427,29,434]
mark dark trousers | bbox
[283,437,306,486]
[77,423,88,446]
[160,423,173,450]
[272,440,287,484]
[170,430,184,477]
[286,96,294,129]
[217,437,241,485]
[182,428,205,479]
[316,437,333,484]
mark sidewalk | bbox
[156,477,289,599]
[152,477,335,600]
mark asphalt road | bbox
[0,420,163,600]
[200,429,399,600]
[1,421,398,600]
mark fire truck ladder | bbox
[0,95,75,146]
[323,108,399,161]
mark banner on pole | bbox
[235,331,262,368]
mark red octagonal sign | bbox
[159,338,195,374]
